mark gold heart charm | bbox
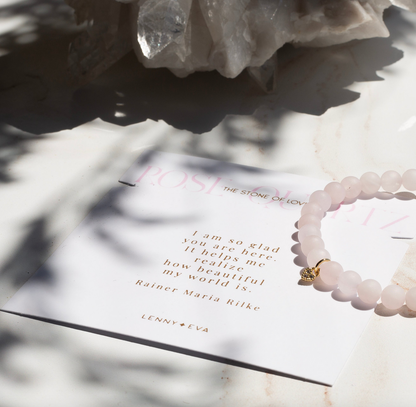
[301,267,319,282]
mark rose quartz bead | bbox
[320,261,343,286]
[307,248,331,268]
[309,190,332,212]
[301,235,325,256]
[402,169,416,191]
[360,172,381,195]
[381,285,406,310]
[341,176,362,199]
[324,182,346,205]
[405,287,416,311]
[300,202,324,219]
[298,224,321,243]
[381,170,401,192]
[357,279,382,304]
[338,270,362,296]
[298,213,321,229]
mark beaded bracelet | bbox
[298,169,416,311]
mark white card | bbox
[120,150,416,239]
[1,151,409,385]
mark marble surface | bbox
[1,1,416,406]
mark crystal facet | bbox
[137,0,193,60]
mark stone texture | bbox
[66,0,416,89]
[66,0,132,85]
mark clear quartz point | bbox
[137,0,192,60]
[65,0,416,87]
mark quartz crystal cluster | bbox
[66,0,416,90]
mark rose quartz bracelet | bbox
[298,169,416,311]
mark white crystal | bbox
[67,0,416,88]
[137,0,192,60]
[129,0,416,80]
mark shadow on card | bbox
[351,297,377,311]
[0,309,331,387]
[376,304,416,318]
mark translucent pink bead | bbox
[300,202,324,219]
[402,169,416,191]
[298,213,321,229]
[341,176,362,199]
[357,279,382,304]
[338,270,362,296]
[324,182,346,205]
[381,170,401,192]
[307,248,331,268]
[298,224,321,243]
[320,261,343,286]
[301,235,325,256]
[360,172,381,195]
[309,190,332,212]
[405,287,416,311]
[381,285,406,310]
